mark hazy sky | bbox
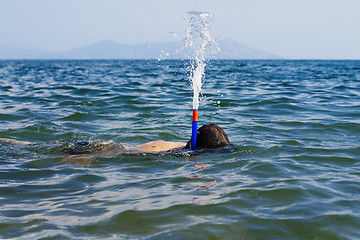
[1,0,359,59]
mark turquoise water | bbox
[0,60,360,239]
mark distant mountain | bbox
[216,39,280,59]
[0,44,52,59]
[0,39,281,59]
[42,40,183,60]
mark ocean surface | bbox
[0,59,359,239]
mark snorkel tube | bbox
[191,109,198,150]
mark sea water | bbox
[0,59,360,239]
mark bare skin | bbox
[0,138,33,145]
[132,140,186,153]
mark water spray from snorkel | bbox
[185,11,219,150]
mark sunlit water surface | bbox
[0,60,359,239]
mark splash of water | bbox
[185,11,219,150]
[185,11,219,110]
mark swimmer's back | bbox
[134,140,186,153]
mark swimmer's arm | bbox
[134,140,186,153]
[0,138,34,145]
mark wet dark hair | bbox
[185,124,231,149]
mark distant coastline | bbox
[0,39,281,60]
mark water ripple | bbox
[0,60,360,239]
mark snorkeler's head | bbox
[185,124,231,149]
